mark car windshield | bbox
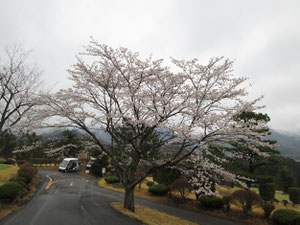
[60,160,69,167]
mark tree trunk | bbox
[124,186,135,212]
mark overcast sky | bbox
[1,0,300,134]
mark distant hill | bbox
[39,128,300,161]
[40,128,112,145]
[269,129,300,161]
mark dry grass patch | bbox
[0,164,19,186]
[110,202,197,225]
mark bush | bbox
[170,178,192,199]
[230,190,262,215]
[262,203,275,218]
[104,175,120,184]
[148,184,169,196]
[146,181,154,187]
[222,196,231,211]
[271,209,300,225]
[18,172,33,184]
[0,182,22,201]
[199,195,224,209]
[4,159,16,165]
[15,176,27,186]
[18,163,37,177]
[259,183,275,202]
[153,167,181,185]
[289,187,300,206]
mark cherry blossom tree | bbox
[0,45,42,156]
[180,147,251,200]
[39,38,266,212]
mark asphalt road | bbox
[0,170,244,225]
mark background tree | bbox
[39,39,267,212]
[276,166,295,194]
[0,131,16,158]
[0,45,42,156]
[14,132,44,160]
[227,111,278,188]
[44,130,83,158]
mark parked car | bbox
[58,158,79,172]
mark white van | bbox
[58,158,79,172]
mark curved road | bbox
[0,170,244,225]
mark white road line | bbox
[70,181,73,186]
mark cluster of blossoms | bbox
[179,147,252,196]
[12,140,42,154]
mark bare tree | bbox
[0,45,42,155]
[40,38,268,212]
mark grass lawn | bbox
[111,202,197,225]
[99,179,300,225]
[216,185,291,203]
[0,164,19,186]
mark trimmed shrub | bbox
[148,184,168,196]
[271,209,300,225]
[146,181,154,187]
[15,176,27,186]
[104,175,120,184]
[222,196,231,211]
[199,195,224,209]
[230,190,262,215]
[289,187,300,206]
[0,182,22,201]
[259,183,275,202]
[262,203,275,218]
[4,159,16,165]
[18,172,33,184]
[170,178,192,199]
[18,163,37,177]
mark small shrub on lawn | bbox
[170,178,192,199]
[0,182,22,201]
[148,184,169,196]
[146,181,154,187]
[259,183,275,202]
[105,175,120,184]
[4,159,16,165]
[18,172,33,184]
[18,163,37,177]
[230,190,262,215]
[15,177,27,187]
[271,209,300,225]
[288,187,300,206]
[199,195,224,209]
[262,202,275,218]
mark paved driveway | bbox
[0,170,244,225]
